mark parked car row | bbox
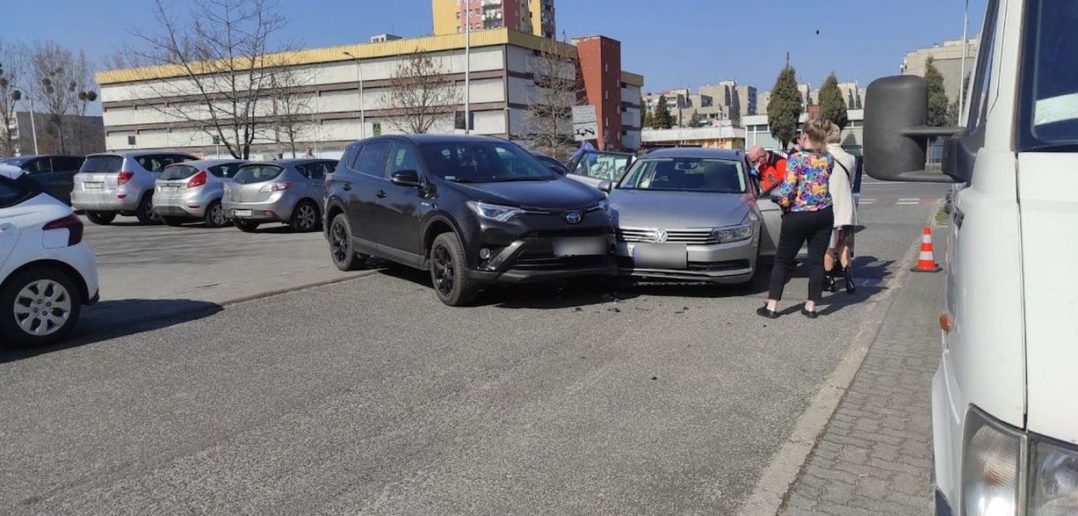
[323,135,785,306]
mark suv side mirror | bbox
[391,170,421,187]
[864,75,964,183]
[598,180,613,193]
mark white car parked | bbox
[0,164,99,346]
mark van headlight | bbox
[466,201,523,222]
[711,223,753,243]
[1030,439,1078,515]
[962,406,1024,516]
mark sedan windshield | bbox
[419,141,555,183]
[619,158,746,193]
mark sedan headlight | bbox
[962,406,1024,516]
[712,223,753,243]
[467,201,523,223]
[1030,438,1078,516]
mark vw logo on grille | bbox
[653,229,669,243]
[565,211,582,224]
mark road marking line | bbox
[897,198,921,202]
[737,231,925,516]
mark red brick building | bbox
[575,36,634,151]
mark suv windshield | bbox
[160,164,199,180]
[418,141,555,183]
[619,158,747,193]
[80,155,124,173]
[0,157,30,167]
[1020,0,1078,150]
[233,164,283,184]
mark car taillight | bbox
[43,214,84,246]
[117,171,134,186]
[187,170,208,188]
[260,182,291,192]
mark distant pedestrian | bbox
[824,124,858,293]
[304,147,315,158]
[747,145,787,193]
[758,119,836,319]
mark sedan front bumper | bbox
[615,238,757,283]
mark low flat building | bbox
[95,28,644,157]
[641,126,746,150]
[743,109,864,154]
[901,38,979,103]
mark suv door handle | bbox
[376,190,387,199]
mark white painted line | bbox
[897,198,921,202]
[897,202,921,206]
[737,236,924,516]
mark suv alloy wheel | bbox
[429,232,477,306]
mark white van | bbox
[863,1,1078,514]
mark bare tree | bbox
[264,61,314,158]
[122,0,289,159]
[387,50,460,134]
[525,36,581,160]
[0,40,28,157]
[30,41,79,153]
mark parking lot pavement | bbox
[780,256,944,515]
[0,185,949,513]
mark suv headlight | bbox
[962,406,1024,516]
[467,201,523,223]
[712,223,753,243]
[1030,438,1078,515]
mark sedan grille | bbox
[617,227,718,245]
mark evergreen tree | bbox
[688,110,702,127]
[947,75,972,126]
[651,95,674,129]
[818,73,848,130]
[925,58,950,127]
[643,103,655,129]
[767,65,803,150]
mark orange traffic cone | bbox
[911,226,942,273]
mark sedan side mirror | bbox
[391,169,422,187]
[598,180,613,193]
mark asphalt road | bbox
[0,182,949,514]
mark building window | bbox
[604,90,609,100]
[603,63,609,72]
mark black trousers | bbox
[768,206,835,303]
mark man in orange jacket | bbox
[747,145,787,193]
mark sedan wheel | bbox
[204,201,227,228]
[290,201,319,232]
[0,268,82,347]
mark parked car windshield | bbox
[0,157,31,167]
[572,151,632,181]
[233,164,283,184]
[80,155,124,173]
[418,141,555,183]
[619,157,746,193]
[1021,0,1078,150]
[160,164,199,180]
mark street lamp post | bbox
[342,51,366,139]
[463,0,471,134]
[28,97,39,155]
[958,0,970,120]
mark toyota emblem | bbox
[565,211,582,224]
[653,229,668,243]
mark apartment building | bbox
[901,38,980,103]
[433,0,556,39]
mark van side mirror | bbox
[390,170,422,187]
[864,75,964,183]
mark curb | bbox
[737,224,933,516]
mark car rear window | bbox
[80,155,124,173]
[160,164,199,180]
[233,164,283,184]
[210,163,242,178]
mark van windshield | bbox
[1021,0,1078,150]
[233,165,283,184]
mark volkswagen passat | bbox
[609,148,782,284]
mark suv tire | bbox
[85,211,116,225]
[328,213,367,271]
[429,232,477,306]
[0,266,83,348]
[135,194,160,225]
[290,200,320,232]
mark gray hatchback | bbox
[223,159,336,233]
[154,159,245,227]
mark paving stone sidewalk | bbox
[780,269,945,515]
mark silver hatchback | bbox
[154,159,245,228]
[223,159,336,233]
[71,151,198,225]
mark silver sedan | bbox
[608,148,782,284]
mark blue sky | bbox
[7,0,986,93]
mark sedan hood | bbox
[610,189,752,228]
[441,178,603,210]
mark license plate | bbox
[234,209,253,217]
[161,184,181,191]
[84,182,104,190]
[553,237,605,257]
[632,243,687,268]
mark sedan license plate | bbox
[553,237,605,257]
[632,243,687,269]
[233,209,253,217]
[83,182,104,190]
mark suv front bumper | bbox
[464,235,617,284]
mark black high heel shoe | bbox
[824,269,838,293]
[757,306,779,319]
[801,307,819,319]
[844,266,856,293]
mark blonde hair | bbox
[802,119,834,151]
[826,123,842,144]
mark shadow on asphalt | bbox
[0,299,222,363]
